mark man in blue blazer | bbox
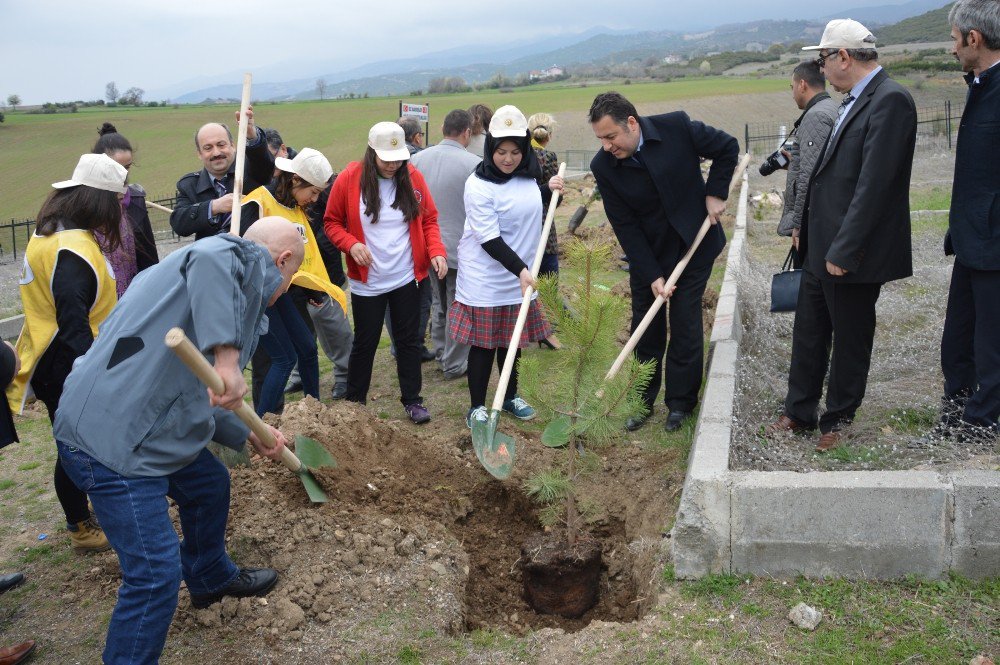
[933,0,1000,443]
[767,19,917,451]
[589,92,739,432]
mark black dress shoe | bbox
[420,346,436,362]
[665,410,692,432]
[0,572,24,595]
[625,413,650,432]
[190,567,278,609]
[331,382,348,400]
[283,378,303,394]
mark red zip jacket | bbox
[323,161,445,283]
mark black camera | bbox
[758,149,789,176]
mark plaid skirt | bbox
[449,300,553,349]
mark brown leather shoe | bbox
[0,640,36,665]
[816,431,842,452]
[765,415,808,436]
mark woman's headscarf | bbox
[474,133,542,185]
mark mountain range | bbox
[158,0,950,104]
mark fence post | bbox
[945,100,953,151]
[744,124,750,155]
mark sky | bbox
[2,0,923,105]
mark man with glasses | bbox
[766,19,917,452]
[398,115,426,155]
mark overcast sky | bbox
[4,0,922,105]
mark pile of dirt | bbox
[56,398,675,659]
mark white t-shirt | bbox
[456,174,542,307]
[349,178,415,297]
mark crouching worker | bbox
[52,217,302,664]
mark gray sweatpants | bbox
[430,267,470,379]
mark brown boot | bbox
[69,517,111,554]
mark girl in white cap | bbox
[324,122,447,424]
[7,153,128,554]
[451,105,564,428]
[239,148,336,417]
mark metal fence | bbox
[0,194,182,265]
[744,100,963,158]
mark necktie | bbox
[214,178,232,231]
[831,93,855,137]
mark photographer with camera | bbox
[770,60,839,249]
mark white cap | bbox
[52,153,128,193]
[368,122,410,162]
[488,105,529,138]
[802,19,877,51]
[275,147,333,188]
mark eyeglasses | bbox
[816,51,841,68]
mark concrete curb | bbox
[0,315,23,340]
[671,168,1000,580]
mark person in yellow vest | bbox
[7,153,127,554]
[240,147,344,416]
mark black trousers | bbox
[348,280,423,406]
[467,346,519,409]
[40,396,91,525]
[784,269,882,433]
[631,259,713,412]
[941,260,1000,427]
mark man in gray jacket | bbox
[53,218,302,664]
[778,59,840,244]
[411,109,482,378]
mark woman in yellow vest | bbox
[240,147,340,416]
[8,153,126,554]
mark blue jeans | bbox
[58,442,240,665]
[257,292,319,416]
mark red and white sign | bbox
[400,103,429,122]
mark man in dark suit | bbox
[766,19,917,452]
[169,106,274,239]
[929,0,1000,442]
[589,92,739,432]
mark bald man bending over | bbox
[53,217,302,664]
[170,105,276,239]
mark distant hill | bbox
[821,0,948,25]
[878,3,954,44]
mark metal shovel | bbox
[165,328,334,503]
[471,163,566,479]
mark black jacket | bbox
[946,64,1000,270]
[124,184,160,272]
[169,131,274,239]
[590,112,739,287]
[799,69,917,283]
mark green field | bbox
[0,77,786,224]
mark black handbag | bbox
[770,247,802,313]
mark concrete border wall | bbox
[671,168,1000,580]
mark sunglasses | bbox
[816,51,842,68]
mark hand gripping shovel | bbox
[471,163,566,479]
[165,328,334,503]
[596,154,750,398]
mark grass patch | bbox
[681,573,747,604]
[396,645,422,664]
[17,461,41,471]
[0,478,15,491]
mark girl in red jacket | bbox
[324,122,447,423]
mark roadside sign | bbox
[400,102,429,122]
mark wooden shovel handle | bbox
[164,328,304,472]
[229,73,252,237]
[491,163,566,412]
[146,201,174,214]
[598,153,751,393]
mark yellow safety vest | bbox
[242,187,347,313]
[7,230,117,413]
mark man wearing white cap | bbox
[766,19,917,452]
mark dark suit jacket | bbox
[169,132,274,239]
[799,69,916,284]
[590,112,739,287]
[946,65,1000,270]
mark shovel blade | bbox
[294,434,336,470]
[471,411,516,479]
[297,468,329,503]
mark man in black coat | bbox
[589,92,739,432]
[767,19,917,451]
[933,0,1000,441]
[169,106,274,239]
